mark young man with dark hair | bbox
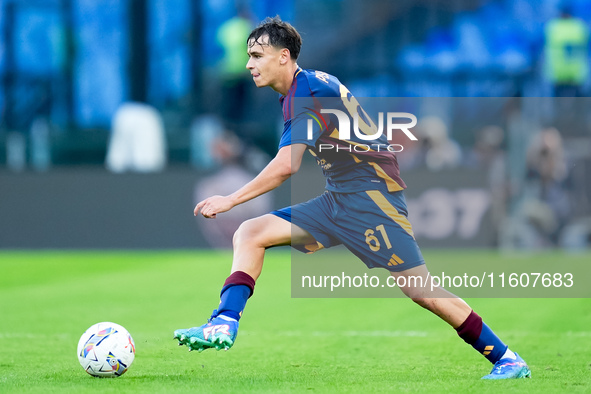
[174,16,531,380]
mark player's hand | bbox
[194,195,235,218]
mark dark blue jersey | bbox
[279,67,406,193]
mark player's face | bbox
[246,35,285,89]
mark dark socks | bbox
[456,310,509,364]
[216,271,256,321]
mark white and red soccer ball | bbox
[77,322,135,377]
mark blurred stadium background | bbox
[0,0,590,251]
[2,2,591,391]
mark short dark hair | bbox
[247,16,302,60]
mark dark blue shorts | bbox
[271,190,425,272]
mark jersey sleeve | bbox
[278,119,297,149]
[278,115,325,149]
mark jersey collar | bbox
[279,66,303,103]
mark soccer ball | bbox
[77,322,135,377]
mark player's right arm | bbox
[194,143,307,218]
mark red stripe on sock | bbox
[223,271,255,296]
[456,310,483,344]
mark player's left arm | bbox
[194,143,307,218]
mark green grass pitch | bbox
[1,250,590,393]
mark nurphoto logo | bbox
[305,108,418,152]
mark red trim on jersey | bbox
[282,67,302,121]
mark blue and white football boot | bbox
[174,311,238,352]
[482,353,531,379]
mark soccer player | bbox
[174,16,531,380]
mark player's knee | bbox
[233,218,267,248]
[233,219,257,246]
[399,284,430,307]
